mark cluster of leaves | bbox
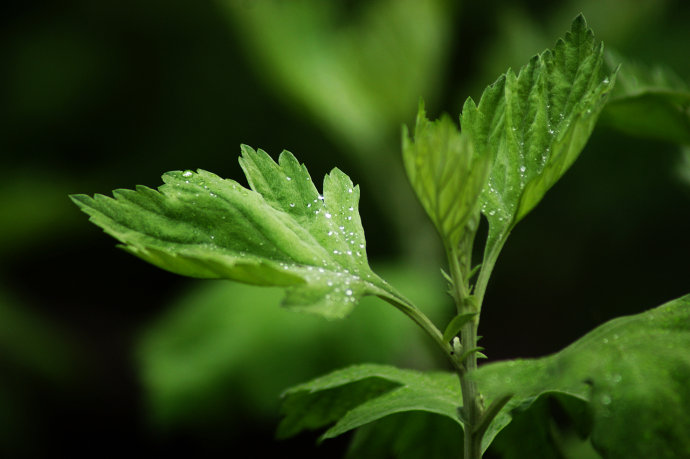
[72,14,690,458]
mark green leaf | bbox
[137,262,451,428]
[601,50,690,145]
[402,102,489,250]
[461,15,616,268]
[71,145,394,319]
[278,364,462,441]
[472,294,690,458]
[221,0,452,153]
[442,312,478,343]
[488,394,600,459]
[346,411,462,459]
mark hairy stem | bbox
[448,246,484,459]
[460,318,483,459]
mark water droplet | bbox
[358,243,364,249]
[327,281,333,286]
[519,165,526,173]
[317,194,324,201]
[345,289,353,296]
[210,235,215,240]
[347,216,352,221]
[286,176,292,181]
[307,203,311,208]
[603,77,610,84]
[209,193,217,197]
[328,231,335,236]
[333,250,340,255]
[348,207,354,211]
[325,212,332,219]
[182,170,193,177]
[488,210,496,216]
[348,188,353,193]
[548,129,555,135]
[289,203,295,208]
[346,250,352,255]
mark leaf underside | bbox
[278,364,462,440]
[462,14,617,257]
[278,362,513,454]
[473,295,690,458]
[71,145,393,319]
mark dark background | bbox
[1,0,689,457]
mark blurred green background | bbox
[1,0,689,457]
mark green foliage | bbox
[442,313,478,344]
[278,364,461,440]
[600,51,690,145]
[403,103,489,251]
[462,15,616,273]
[346,411,463,459]
[138,263,450,428]
[221,0,450,152]
[488,394,598,459]
[71,11,690,459]
[71,146,400,319]
[473,295,690,458]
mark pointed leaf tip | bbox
[462,13,615,263]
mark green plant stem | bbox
[459,319,483,459]
[377,291,462,372]
[448,246,483,459]
[474,232,510,314]
[379,232,511,459]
